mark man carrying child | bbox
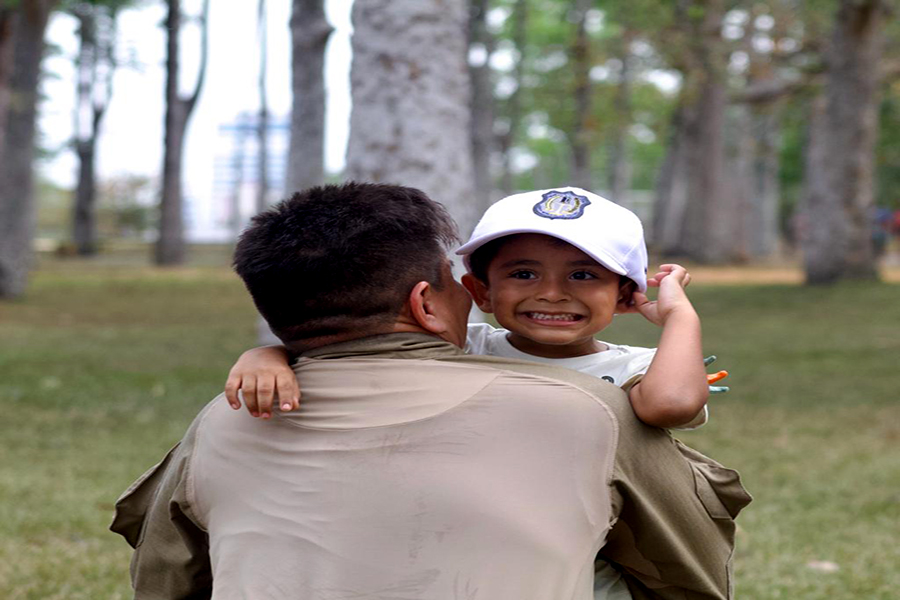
[114,183,750,599]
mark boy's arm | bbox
[626,265,709,428]
[224,345,299,418]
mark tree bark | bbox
[653,0,730,263]
[71,4,116,256]
[498,0,526,196]
[608,31,634,205]
[569,0,592,190]
[0,8,17,162]
[154,0,210,266]
[749,105,781,258]
[286,0,332,194]
[800,92,840,281]
[0,0,55,298]
[652,103,691,254]
[803,0,887,284]
[256,0,269,213]
[346,0,477,237]
[468,0,494,211]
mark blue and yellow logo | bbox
[533,190,591,220]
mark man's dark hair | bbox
[234,182,459,350]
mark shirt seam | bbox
[274,362,504,432]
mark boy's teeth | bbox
[529,312,579,321]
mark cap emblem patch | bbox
[533,190,591,220]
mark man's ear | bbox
[616,279,637,312]
[408,280,450,335]
[461,273,493,313]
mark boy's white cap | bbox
[456,187,648,292]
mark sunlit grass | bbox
[1,253,898,598]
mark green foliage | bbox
[491,0,678,192]
[486,0,900,256]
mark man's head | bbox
[234,182,471,352]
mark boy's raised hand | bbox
[630,264,695,327]
[224,345,300,418]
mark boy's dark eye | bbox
[510,270,536,280]
[570,271,596,280]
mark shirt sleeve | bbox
[618,346,708,431]
[110,420,212,599]
[598,411,751,600]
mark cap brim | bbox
[456,228,630,279]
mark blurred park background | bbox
[1,0,899,598]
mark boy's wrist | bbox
[660,303,700,326]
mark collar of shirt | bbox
[301,332,465,361]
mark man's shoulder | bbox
[440,352,634,414]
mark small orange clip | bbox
[707,370,729,384]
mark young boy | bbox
[227,187,709,430]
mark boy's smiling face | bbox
[463,234,634,359]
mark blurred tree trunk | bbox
[154,0,209,266]
[653,102,690,254]
[653,0,730,262]
[255,0,269,213]
[608,30,634,204]
[346,0,476,236]
[569,0,592,190]
[0,0,55,299]
[800,93,835,277]
[71,3,117,256]
[0,8,16,160]
[468,0,494,210]
[286,0,332,194]
[803,0,888,284]
[744,14,783,261]
[498,0,526,196]
[748,105,781,258]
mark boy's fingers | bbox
[257,379,275,418]
[242,375,260,418]
[275,372,300,411]
[224,375,242,409]
[631,291,650,307]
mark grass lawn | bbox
[1,251,899,599]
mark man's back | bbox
[195,355,617,599]
[114,335,747,600]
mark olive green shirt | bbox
[112,333,750,599]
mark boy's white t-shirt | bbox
[465,322,656,390]
[465,323,708,429]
